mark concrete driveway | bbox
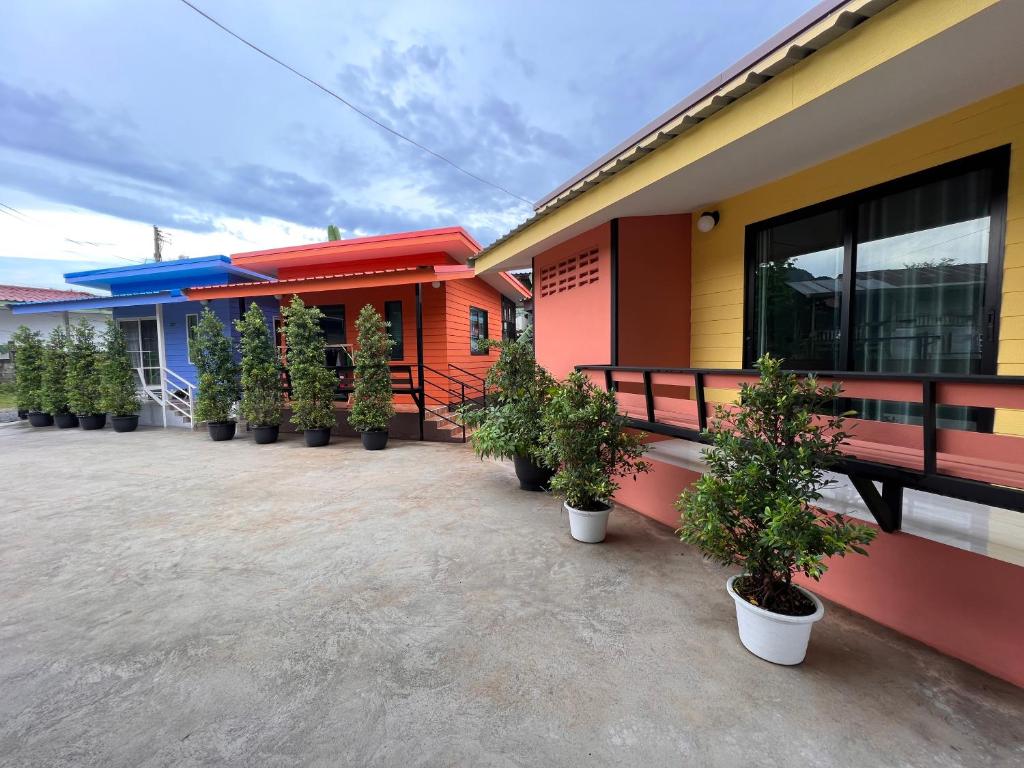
[1,422,1022,767]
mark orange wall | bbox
[534,223,612,378]
[444,276,503,381]
[618,215,691,368]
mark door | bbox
[119,318,161,387]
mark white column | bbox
[155,303,168,428]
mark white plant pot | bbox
[565,502,611,543]
[726,575,824,665]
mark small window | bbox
[185,314,199,365]
[384,301,404,360]
[470,307,489,355]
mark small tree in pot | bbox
[101,320,141,433]
[234,302,283,444]
[676,355,876,665]
[348,304,395,450]
[67,319,106,429]
[41,325,77,427]
[191,307,239,441]
[461,328,557,490]
[541,371,650,542]
[282,296,337,447]
[10,325,48,426]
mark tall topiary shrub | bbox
[10,325,45,413]
[541,371,650,510]
[191,307,238,424]
[462,328,555,463]
[41,325,71,416]
[676,355,876,616]
[100,320,140,416]
[348,304,395,433]
[233,302,282,427]
[67,319,103,416]
[282,296,336,431]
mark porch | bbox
[2,423,1021,766]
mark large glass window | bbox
[317,304,347,367]
[119,318,161,387]
[746,148,1007,429]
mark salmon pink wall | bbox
[534,223,612,378]
[617,215,692,368]
[614,456,1024,688]
[444,276,503,382]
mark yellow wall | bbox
[476,0,1001,275]
[690,83,1024,374]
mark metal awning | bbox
[10,289,189,314]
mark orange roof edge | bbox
[497,271,532,300]
[232,226,481,262]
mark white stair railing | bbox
[135,367,196,429]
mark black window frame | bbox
[742,146,1010,375]
[384,300,404,360]
[470,306,489,355]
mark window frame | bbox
[185,313,199,365]
[384,300,404,360]
[470,306,489,356]
[742,146,1010,374]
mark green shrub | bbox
[100,320,140,416]
[676,355,876,615]
[233,302,283,427]
[348,304,395,433]
[541,370,650,510]
[41,325,71,415]
[66,320,103,416]
[10,325,45,412]
[282,296,336,431]
[462,328,555,463]
[191,307,238,424]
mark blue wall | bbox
[114,296,278,386]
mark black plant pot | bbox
[252,424,280,444]
[54,412,79,429]
[111,415,139,433]
[27,411,54,427]
[17,408,28,420]
[208,421,236,441]
[304,427,332,447]
[513,454,554,492]
[79,413,107,431]
[360,430,389,451]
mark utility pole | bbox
[153,225,170,262]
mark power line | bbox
[174,0,534,206]
[0,200,147,264]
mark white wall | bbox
[0,305,109,347]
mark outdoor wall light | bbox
[697,211,720,233]
[431,280,441,289]
[273,294,282,300]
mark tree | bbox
[461,328,555,462]
[191,307,238,424]
[233,302,283,427]
[10,325,45,412]
[41,325,72,416]
[100,320,140,416]
[676,355,876,615]
[348,304,395,432]
[541,371,650,510]
[327,224,342,241]
[66,320,103,416]
[282,296,336,431]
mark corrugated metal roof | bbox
[0,284,94,303]
[478,0,897,259]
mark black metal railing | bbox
[577,363,1024,523]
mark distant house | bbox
[0,284,108,381]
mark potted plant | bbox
[676,355,876,665]
[101,320,141,433]
[282,296,337,447]
[10,326,49,427]
[191,307,239,441]
[461,328,556,490]
[541,371,650,542]
[348,304,395,450]
[234,302,283,444]
[67,319,106,430]
[41,325,77,428]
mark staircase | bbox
[420,365,491,443]
[136,367,195,428]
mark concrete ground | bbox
[1,423,1022,768]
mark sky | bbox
[0,0,819,289]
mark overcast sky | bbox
[0,0,817,289]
